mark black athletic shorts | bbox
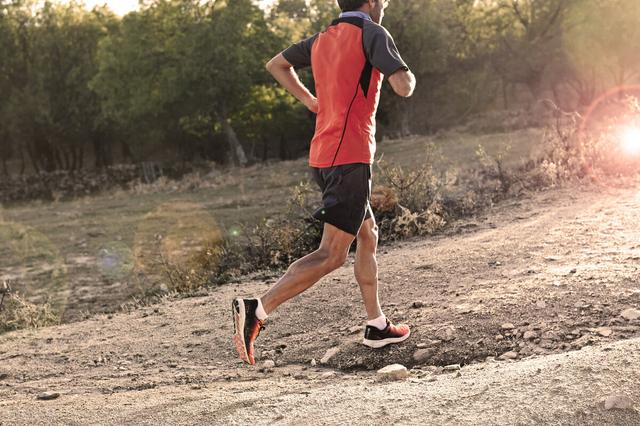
[310,163,373,236]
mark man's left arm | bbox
[266,34,319,113]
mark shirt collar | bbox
[338,11,372,21]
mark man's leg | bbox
[354,217,383,320]
[232,221,355,364]
[355,214,411,348]
[261,222,355,314]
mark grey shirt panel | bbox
[362,20,409,76]
[281,33,319,70]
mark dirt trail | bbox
[1,183,639,425]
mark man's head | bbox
[337,0,389,24]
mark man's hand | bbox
[266,53,318,113]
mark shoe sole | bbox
[362,329,411,348]
[231,299,250,364]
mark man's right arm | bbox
[388,69,416,98]
[363,23,415,98]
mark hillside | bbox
[1,182,639,425]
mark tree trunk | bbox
[220,116,247,167]
[278,134,287,160]
[398,102,411,137]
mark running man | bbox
[232,0,416,365]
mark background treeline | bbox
[1,0,639,175]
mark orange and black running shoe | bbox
[231,298,265,365]
[362,319,410,348]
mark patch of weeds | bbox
[0,281,60,333]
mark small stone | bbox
[377,364,409,381]
[348,326,361,334]
[523,331,538,340]
[501,323,515,330]
[167,362,178,368]
[262,360,275,369]
[442,327,456,342]
[443,364,461,371]
[536,300,547,309]
[603,394,635,411]
[411,301,425,309]
[596,327,613,337]
[620,308,640,321]
[310,359,317,367]
[321,371,336,379]
[320,347,340,365]
[416,342,429,349]
[413,348,434,363]
[37,392,60,401]
[499,351,518,360]
[495,334,504,341]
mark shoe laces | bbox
[256,319,266,335]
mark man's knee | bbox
[357,221,379,250]
[316,247,348,272]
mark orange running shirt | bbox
[282,16,408,168]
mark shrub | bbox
[0,282,59,333]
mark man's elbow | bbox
[396,83,414,98]
[390,71,416,97]
[265,58,275,73]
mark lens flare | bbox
[620,126,640,155]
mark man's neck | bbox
[338,10,372,21]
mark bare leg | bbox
[354,217,383,320]
[260,222,355,314]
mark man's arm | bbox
[266,53,318,113]
[388,69,416,98]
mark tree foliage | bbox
[0,0,639,174]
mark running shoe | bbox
[362,319,410,348]
[231,298,265,365]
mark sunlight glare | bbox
[620,126,640,155]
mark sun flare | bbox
[620,126,640,155]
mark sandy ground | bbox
[1,183,639,425]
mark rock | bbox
[262,360,275,369]
[411,301,425,309]
[416,342,429,349]
[377,364,409,381]
[321,371,336,379]
[536,300,547,309]
[320,347,340,365]
[499,351,518,360]
[603,394,635,411]
[442,327,456,342]
[310,359,317,367]
[501,323,515,330]
[523,331,538,340]
[0,373,8,380]
[348,326,361,334]
[620,308,640,321]
[37,392,60,401]
[495,334,504,341]
[413,348,434,363]
[596,327,613,337]
[443,364,461,371]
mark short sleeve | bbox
[282,33,319,70]
[362,22,409,76]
